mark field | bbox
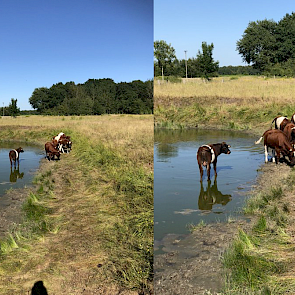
[0,115,153,294]
[154,76,295,293]
[154,76,295,132]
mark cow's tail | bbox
[255,136,263,145]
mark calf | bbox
[9,147,24,168]
[197,142,231,181]
[45,142,60,161]
[271,116,291,130]
[255,129,295,165]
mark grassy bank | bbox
[0,115,153,294]
[222,165,295,294]
[154,76,295,131]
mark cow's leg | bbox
[213,161,217,177]
[206,164,211,181]
[264,145,268,163]
[271,149,276,162]
[198,163,203,181]
[274,148,280,164]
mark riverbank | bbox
[0,115,153,294]
[154,76,295,294]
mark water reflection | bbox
[198,177,232,210]
[10,167,24,183]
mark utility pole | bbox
[184,50,188,79]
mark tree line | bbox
[29,78,153,115]
[154,40,219,80]
[155,12,295,78]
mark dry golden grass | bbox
[154,76,295,105]
[0,114,153,164]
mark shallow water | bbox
[0,142,43,201]
[154,129,264,252]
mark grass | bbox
[154,76,295,131]
[222,174,295,294]
[0,114,153,294]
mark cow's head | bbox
[221,142,231,155]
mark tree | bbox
[8,98,20,117]
[154,40,177,78]
[196,42,219,80]
[236,19,277,71]
[275,13,295,63]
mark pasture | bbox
[0,115,153,294]
[154,76,295,131]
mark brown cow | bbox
[9,147,24,168]
[283,122,295,146]
[45,142,60,161]
[255,129,295,165]
[197,142,231,181]
[271,116,291,130]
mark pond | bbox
[0,142,43,202]
[154,129,264,254]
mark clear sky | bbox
[154,0,295,67]
[0,0,153,110]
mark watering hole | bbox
[154,129,265,254]
[0,142,43,205]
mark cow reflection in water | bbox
[198,177,231,210]
[10,167,24,183]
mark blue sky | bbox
[0,0,153,110]
[154,0,295,67]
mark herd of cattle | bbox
[197,113,295,181]
[9,132,72,168]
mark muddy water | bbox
[0,142,43,203]
[154,129,264,254]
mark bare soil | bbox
[154,162,294,295]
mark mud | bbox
[154,162,292,295]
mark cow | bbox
[291,112,295,124]
[198,177,231,210]
[9,147,24,168]
[197,142,231,181]
[271,116,291,131]
[282,122,295,147]
[53,132,65,142]
[255,129,295,165]
[57,137,72,153]
[45,142,60,161]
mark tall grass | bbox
[222,181,295,294]
[154,76,295,130]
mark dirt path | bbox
[0,156,138,294]
[154,162,294,295]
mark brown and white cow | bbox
[291,112,295,124]
[197,142,231,181]
[255,129,295,165]
[271,116,291,131]
[45,142,60,161]
[9,147,24,168]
